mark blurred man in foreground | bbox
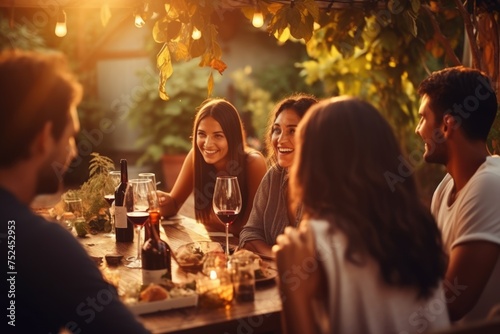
[0,50,149,333]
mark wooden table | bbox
[77,216,283,334]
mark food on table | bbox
[232,249,276,282]
[175,241,224,271]
[177,245,205,265]
[140,283,169,302]
[232,249,262,271]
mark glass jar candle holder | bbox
[196,268,233,309]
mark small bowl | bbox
[90,256,103,266]
[105,254,123,266]
[175,241,223,272]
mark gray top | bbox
[239,165,301,247]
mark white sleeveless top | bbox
[309,219,450,333]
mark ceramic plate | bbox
[128,294,198,315]
[161,214,184,225]
[255,266,278,285]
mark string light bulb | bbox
[252,11,264,28]
[134,2,149,28]
[54,9,67,37]
[192,27,202,40]
[135,14,146,28]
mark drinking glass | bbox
[104,171,121,236]
[212,176,242,256]
[125,178,155,269]
[63,197,84,232]
[138,172,157,191]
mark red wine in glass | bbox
[216,210,238,225]
[104,194,115,206]
[127,211,149,226]
[213,176,242,256]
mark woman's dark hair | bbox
[290,96,447,298]
[418,66,497,141]
[265,94,318,165]
[192,98,251,225]
[0,50,82,167]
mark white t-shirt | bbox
[310,219,450,334]
[431,155,500,322]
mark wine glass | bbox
[125,178,155,269]
[138,172,157,191]
[213,176,242,256]
[103,171,121,236]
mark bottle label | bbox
[142,269,169,285]
[115,206,127,228]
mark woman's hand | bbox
[273,224,319,298]
[157,191,178,218]
[272,223,320,334]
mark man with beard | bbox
[0,50,149,333]
[416,66,500,324]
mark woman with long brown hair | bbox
[158,98,267,235]
[239,94,317,258]
[273,96,450,334]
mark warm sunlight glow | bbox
[252,11,264,28]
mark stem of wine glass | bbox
[110,205,115,234]
[225,223,229,256]
[136,226,142,261]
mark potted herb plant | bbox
[52,153,116,236]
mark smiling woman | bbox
[239,94,318,258]
[157,98,267,237]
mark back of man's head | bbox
[0,50,82,168]
[418,66,498,141]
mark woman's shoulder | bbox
[246,149,264,160]
[245,149,267,167]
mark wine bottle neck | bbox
[120,159,128,183]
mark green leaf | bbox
[378,30,399,52]
[268,5,290,36]
[402,11,418,37]
[410,0,421,14]
[190,38,206,58]
[286,6,302,30]
[207,72,214,97]
[157,44,173,100]
[153,19,167,43]
[301,0,320,22]
[169,41,190,61]
[289,8,314,41]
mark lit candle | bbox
[197,269,233,308]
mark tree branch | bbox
[420,5,461,66]
[453,0,483,70]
